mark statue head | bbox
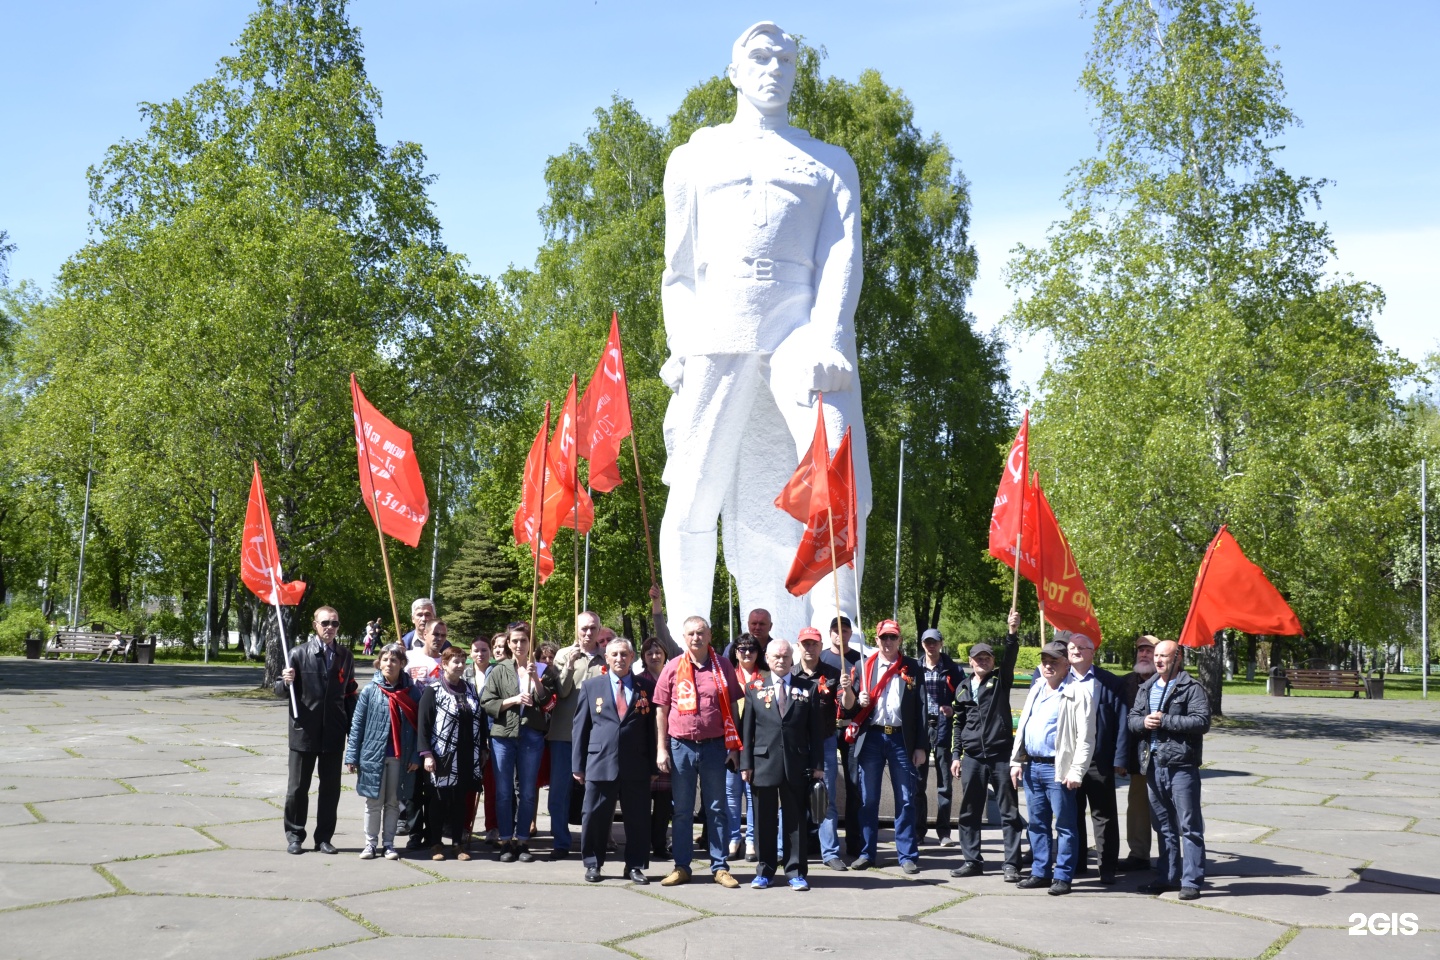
[728,22,797,118]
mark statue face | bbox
[730,30,796,115]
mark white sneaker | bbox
[383,845,400,860]
[359,843,377,860]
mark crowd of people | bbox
[278,595,1210,897]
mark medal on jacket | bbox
[595,696,604,713]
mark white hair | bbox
[410,597,435,616]
[765,638,793,658]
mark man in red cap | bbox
[839,619,927,872]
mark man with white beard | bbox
[1119,635,1157,871]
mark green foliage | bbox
[0,604,47,656]
[1005,1,1418,690]
[487,44,1009,635]
[13,1,506,675]
[436,518,525,642]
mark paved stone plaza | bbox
[0,659,1436,960]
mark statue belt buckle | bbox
[751,258,775,280]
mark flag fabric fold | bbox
[1031,474,1102,644]
[241,462,306,606]
[577,312,633,494]
[544,376,594,535]
[1178,526,1303,647]
[513,411,555,583]
[779,402,853,596]
[350,374,429,548]
[988,410,1030,567]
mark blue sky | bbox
[4,1,1436,394]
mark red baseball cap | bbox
[875,619,902,638]
[797,626,823,642]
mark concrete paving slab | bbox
[107,847,438,898]
[0,821,218,863]
[1261,828,1440,863]
[62,743,260,761]
[0,746,77,763]
[36,791,278,826]
[1409,819,1440,836]
[1257,777,1436,797]
[201,817,294,850]
[17,756,197,779]
[1274,927,1440,960]
[1206,841,1362,880]
[0,802,38,825]
[1191,875,1440,929]
[121,770,287,800]
[1323,794,1428,819]
[633,868,960,917]
[1204,803,1413,832]
[196,754,292,775]
[928,892,1286,957]
[0,894,372,960]
[1199,784,1328,806]
[0,774,130,803]
[0,862,115,909]
[1368,771,1440,788]
[306,937,632,959]
[630,916,1026,960]
[1202,821,1273,843]
[340,882,699,940]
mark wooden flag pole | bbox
[629,434,657,589]
[371,490,404,645]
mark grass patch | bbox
[24,802,46,823]
[208,687,278,700]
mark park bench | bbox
[45,630,133,662]
[1279,667,1369,698]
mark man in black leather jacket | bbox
[1127,640,1209,900]
[276,605,357,855]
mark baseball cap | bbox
[875,619,902,638]
[920,628,943,644]
[797,627,823,643]
[1137,634,1159,649]
[1040,640,1068,660]
[968,642,994,658]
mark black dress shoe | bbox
[315,841,338,855]
[1178,886,1200,901]
[1003,865,1021,883]
[551,849,570,861]
[499,843,518,863]
[517,845,535,863]
[627,867,649,884]
[1138,881,1173,895]
[287,841,303,855]
[849,856,872,871]
[1016,875,1051,889]
[585,867,602,883]
[1048,880,1072,896]
[1098,872,1117,885]
[824,858,848,872]
[950,862,983,878]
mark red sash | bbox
[676,650,742,751]
[843,655,903,744]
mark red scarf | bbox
[378,682,419,758]
[843,654,904,743]
[676,649,742,751]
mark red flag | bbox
[543,376,594,535]
[1178,526,1302,647]
[988,410,1030,570]
[1032,475,1102,643]
[241,462,306,606]
[513,408,555,583]
[776,399,831,524]
[577,312,633,493]
[829,427,858,563]
[351,374,429,548]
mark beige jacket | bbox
[546,644,606,743]
[1010,678,1096,785]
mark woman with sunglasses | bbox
[480,622,558,862]
[725,637,769,861]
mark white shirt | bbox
[868,657,904,727]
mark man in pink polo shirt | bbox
[653,615,744,888]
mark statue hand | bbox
[771,332,853,401]
[660,354,685,392]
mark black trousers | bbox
[433,784,476,848]
[401,777,437,846]
[1074,764,1119,877]
[284,749,342,845]
[914,728,955,839]
[957,754,1024,869]
[581,777,651,870]
[650,788,673,856]
[838,737,862,858]
[752,779,807,878]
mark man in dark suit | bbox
[276,605,358,855]
[840,619,928,873]
[572,637,658,884]
[741,638,826,890]
[1062,630,1130,885]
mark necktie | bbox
[776,679,787,715]
[615,680,627,719]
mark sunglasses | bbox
[318,619,340,628]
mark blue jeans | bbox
[725,768,754,847]
[548,743,573,852]
[816,735,841,861]
[1150,764,1204,888]
[492,728,545,843]
[669,736,730,874]
[856,729,919,863]
[1023,760,1078,882]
